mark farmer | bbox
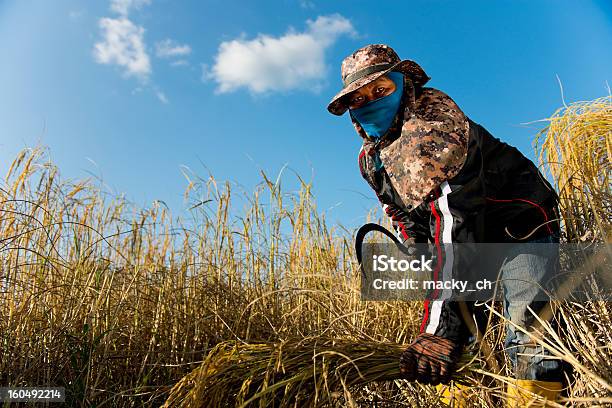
[327,44,565,406]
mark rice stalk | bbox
[536,95,612,242]
[162,339,477,408]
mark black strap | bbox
[343,63,394,86]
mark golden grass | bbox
[1,95,611,407]
[536,95,612,242]
[0,146,419,405]
[160,339,483,408]
[162,340,413,408]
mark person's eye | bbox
[375,87,386,95]
[351,96,363,105]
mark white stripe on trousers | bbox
[425,181,455,334]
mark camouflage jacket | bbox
[356,83,558,246]
[356,83,560,342]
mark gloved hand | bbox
[399,333,462,385]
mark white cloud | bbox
[155,39,192,58]
[93,17,151,80]
[94,0,171,103]
[205,14,356,94]
[110,0,151,16]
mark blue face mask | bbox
[349,71,404,139]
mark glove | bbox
[399,333,463,385]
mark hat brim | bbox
[326,59,430,116]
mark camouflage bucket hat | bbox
[327,44,430,116]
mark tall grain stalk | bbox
[536,95,612,242]
[1,146,414,406]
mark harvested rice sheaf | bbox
[537,95,612,241]
[162,339,476,408]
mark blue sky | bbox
[1,0,610,229]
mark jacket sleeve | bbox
[401,88,475,343]
[356,86,477,344]
[419,192,473,344]
[358,143,472,344]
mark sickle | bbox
[354,223,414,278]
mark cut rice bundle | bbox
[162,339,475,408]
[536,95,612,241]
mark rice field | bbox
[1,96,611,406]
